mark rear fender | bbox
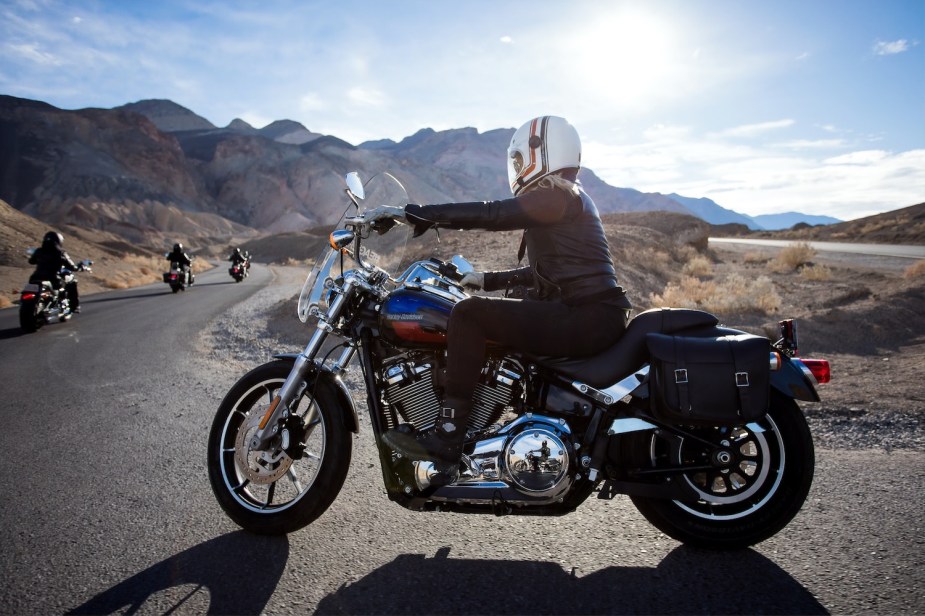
[771,355,820,402]
[273,353,359,433]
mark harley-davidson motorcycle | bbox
[163,258,194,293]
[229,261,249,282]
[19,253,92,333]
[207,172,831,549]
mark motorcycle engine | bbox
[380,356,522,433]
[381,356,575,503]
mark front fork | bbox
[248,288,354,451]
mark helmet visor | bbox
[510,150,524,175]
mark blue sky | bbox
[2,0,923,221]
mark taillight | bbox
[800,359,831,384]
[22,292,36,301]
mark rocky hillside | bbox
[715,202,925,245]
[1,95,770,251]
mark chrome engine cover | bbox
[504,427,569,496]
[417,414,574,505]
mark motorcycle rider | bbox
[367,116,633,475]
[166,242,193,286]
[229,247,249,272]
[28,231,82,313]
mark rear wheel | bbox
[628,391,814,549]
[19,299,42,333]
[207,360,352,534]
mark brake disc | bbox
[234,410,294,484]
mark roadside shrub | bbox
[743,252,768,265]
[770,242,816,272]
[0,295,12,309]
[904,260,925,279]
[800,263,832,281]
[682,255,713,277]
[650,274,781,314]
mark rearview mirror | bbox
[345,172,365,200]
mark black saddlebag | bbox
[646,333,771,425]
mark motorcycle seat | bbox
[530,308,721,389]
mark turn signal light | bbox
[800,359,831,384]
[769,351,782,371]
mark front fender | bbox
[771,355,820,402]
[273,353,360,433]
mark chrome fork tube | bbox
[249,284,353,450]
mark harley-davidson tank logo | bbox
[387,313,424,321]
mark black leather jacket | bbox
[29,242,77,283]
[167,249,192,268]
[405,185,631,307]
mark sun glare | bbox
[571,9,676,107]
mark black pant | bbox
[65,280,79,308]
[444,295,628,401]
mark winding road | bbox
[0,263,921,614]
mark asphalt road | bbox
[710,237,925,258]
[0,263,922,615]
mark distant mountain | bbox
[257,119,322,145]
[667,193,760,228]
[0,94,868,249]
[758,202,924,245]
[751,212,841,230]
[118,99,215,132]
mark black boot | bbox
[381,399,470,464]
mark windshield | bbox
[297,171,413,322]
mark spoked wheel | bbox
[19,300,42,333]
[629,391,814,549]
[207,360,352,535]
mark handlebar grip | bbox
[371,218,398,235]
[437,261,463,282]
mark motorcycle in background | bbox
[207,171,831,550]
[229,260,249,282]
[19,252,92,333]
[163,257,194,293]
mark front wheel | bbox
[628,391,814,549]
[207,360,352,534]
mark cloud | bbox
[299,93,327,112]
[773,139,846,150]
[347,87,386,107]
[586,120,924,220]
[824,150,888,165]
[715,119,795,138]
[6,42,61,65]
[873,39,910,55]
[499,35,512,44]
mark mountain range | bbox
[0,95,840,250]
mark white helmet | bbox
[507,116,581,196]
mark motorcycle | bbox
[163,259,194,293]
[229,260,249,282]
[19,254,92,333]
[207,171,831,549]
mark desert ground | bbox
[3,207,923,451]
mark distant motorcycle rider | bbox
[29,231,82,313]
[229,247,249,271]
[365,116,633,475]
[166,243,193,285]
